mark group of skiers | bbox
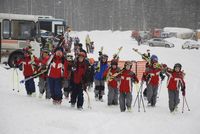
[141,50,186,113]
[13,30,186,113]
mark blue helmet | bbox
[150,55,158,63]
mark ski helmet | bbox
[111,59,118,66]
[174,63,182,70]
[124,61,132,69]
[101,54,108,61]
[150,55,158,63]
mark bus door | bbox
[52,21,64,35]
[54,24,64,36]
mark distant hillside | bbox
[0,0,199,31]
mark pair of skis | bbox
[106,46,123,82]
[96,46,104,72]
[19,52,55,84]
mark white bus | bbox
[0,13,66,67]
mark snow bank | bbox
[1,30,200,134]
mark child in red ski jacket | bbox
[118,61,139,112]
[165,63,185,113]
[70,52,89,110]
[143,55,165,107]
[63,54,73,99]
[47,47,64,105]
[38,48,51,99]
[103,59,120,106]
[16,46,39,96]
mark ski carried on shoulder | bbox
[132,48,151,63]
[96,46,103,72]
[19,53,55,84]
[106,46,123,81]
[113,46,123,60]
[132,48,186,76]
[20,69,47,83]
[133,48,166,69]
[107,68,125,82]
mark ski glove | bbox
[82,83,87,91]
[161,75,165,81]
[98,51,102,56]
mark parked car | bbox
[182,40,200,49]
[147,38,174,48]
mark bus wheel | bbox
[8,51,24,70]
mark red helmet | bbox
[111,59,118,66]
[124,61,132,69]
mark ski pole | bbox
[133,83,140,107]
[182,96,185,113]
[157,80,162,99]
[139,83,146,112]
[12,68,15,91]
[15,68,20,92]
[85,88,92,109]
[133,82,146,112]
[184,96,190,111]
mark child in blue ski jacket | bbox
[94,54,109,101]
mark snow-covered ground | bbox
[1,31,200,134]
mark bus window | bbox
[39,21,52,33]
[11,20,35,40]
[2,19,10,39]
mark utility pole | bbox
[54,0,55,17]
[30,0,32,15]
[142,0,146,31]
[64,0,66,20]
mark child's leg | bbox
[63,79,70,98]
[99,80,105,100]
[146,84,153,104]
[48,78,55,100]
[94,80,100,98]
[77,84,84,108]
[54,78,63,101]
[38,77,45,94]
[25,79,31,95]
[45,80,51,99]
[119,93,126,112]
[70,83,79,105]
[151,85,158,106]
[45,78,51,99]
[107,86,114,105]
[113,88,119,105]
[126,93,132,109]
[174,90,180,108]
[26,78,35,95]
[168,90,175,112]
